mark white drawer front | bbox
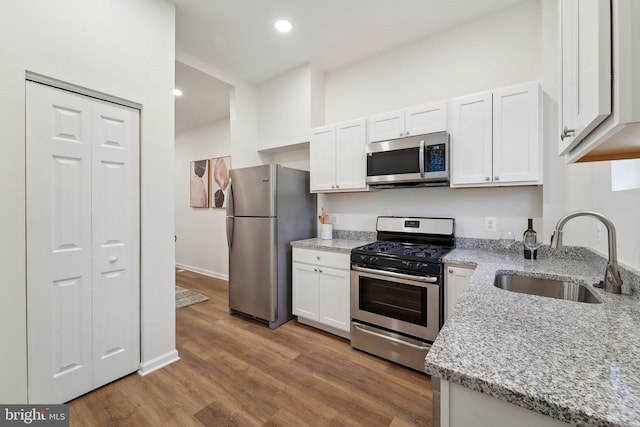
[293,248,350,270]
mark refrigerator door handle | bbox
[226,181,235,217]
[226,217,234,249]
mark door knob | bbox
[109,256,118,263]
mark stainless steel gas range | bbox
[350,216,454,372]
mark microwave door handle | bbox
[419,139,425,178]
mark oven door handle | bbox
[352,265,438,283]
[352,322,432,351]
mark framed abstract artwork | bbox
[210,156,231,209]
[190,159,209,208]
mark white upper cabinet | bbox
[368,101,447,142]
[310,118,368,193]
[559,0,611,155]
[309,125,336,192]
[451,82,541,187]
[560,0,640,162]
[450,92,493,186]
[493,83,541,184]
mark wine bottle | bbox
[523,217,537,260]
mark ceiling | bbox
[173,0,527,133]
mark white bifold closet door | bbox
[26,81,140,404]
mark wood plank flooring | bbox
[68,269,433,426]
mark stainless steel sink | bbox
[493,273,601,304]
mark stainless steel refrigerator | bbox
[226,164,317,329]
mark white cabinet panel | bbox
[369,101,447,143]
[368,110,405,142]
[292,262,319,321]
[336,119,367,191]
[292,248,350,337]
[451,82,541,187]
[559,0,640,162]
[309,125,336,192]
[559,0,611,154]
[493,82,540,184]
[310,118,367,193]
[445,265,475,321]
[405,102,447,136]
[450,92,493,186]
[318,267,350,332]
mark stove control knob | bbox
[416,262,424,271]
[406,261,414,269]
[371,257,379,265]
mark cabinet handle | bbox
[314,268,318,272]
[448,269,454,274]
[319,269,323,273]
[485,177,490,181]
[494,176,500,181]
[560,126,575,141]
[406,131,410,136]
[335,185,339,189]
[331,185,335,189]
[316,256,320,260]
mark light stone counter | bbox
[427,244,640,427]
[290,231,376,254]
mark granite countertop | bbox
[427,245,640,427]
[290,230,376,254]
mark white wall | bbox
[0,0,177,402]
[175,121,231,278]
[176,50,269,170]
[320,187,542,239]
[257,64,324,151]
[320,0,544,239]
[541,0,640,270]
[324,0,542,123]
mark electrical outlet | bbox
[595,222,603,243]
[485,217,497,232]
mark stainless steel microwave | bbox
[365,131,450,188]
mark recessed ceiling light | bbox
[173,88,183,97]
[275,19,292,33]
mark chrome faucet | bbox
[550,211,623,294]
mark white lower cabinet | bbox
[439,380,569,427]
[292,248,351,339]
[445,265,475,321]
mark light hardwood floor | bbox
[69,269,433,426]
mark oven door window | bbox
[367,147,420,176]
[358,275,428,326]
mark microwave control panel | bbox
[425,144,447,172]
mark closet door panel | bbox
[26,82,93,403]
[91,101,140,388]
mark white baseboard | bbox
[175,263,229,281]
[138,349,180,376]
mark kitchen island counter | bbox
[428,246,640,427]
